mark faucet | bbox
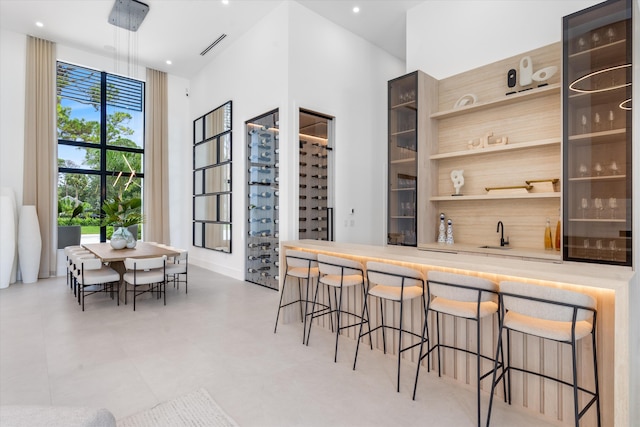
[497,221,509,247]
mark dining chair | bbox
[164,248,188,293]
[122,255,167,311]
[75,257,120,311]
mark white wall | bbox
[287,2,404,245]
[407,0,602,79]
[185,2,403,279]
[0,29,26,206]
[186,3,290,280]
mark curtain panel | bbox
[23,36,56,278]
[143,68,170,243]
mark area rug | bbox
[117,388,238,427]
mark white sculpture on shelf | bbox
[450,170,464,196]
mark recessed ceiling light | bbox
[221,0,229,4]
[352,6,360,13]
[166,60,172,65]
[35,21,44,27]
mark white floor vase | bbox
[18,205,42,284]
[0,194,17,289]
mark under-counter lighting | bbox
[35,21,44,27]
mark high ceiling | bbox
[0,0,422,78]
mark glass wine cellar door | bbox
[562,0,632,266]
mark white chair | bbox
[353,261,428,393]
[64,245,88,292]
[487,281,600,427]
[413,271,503,427]
[69,250,97,299]
[123,256,167,311]
[306,254,371,362]
[164,248,188,293]
[274,250,327,344]
[75,258,120,311]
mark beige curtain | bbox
[23,36,56,278]
[143,68,170,243]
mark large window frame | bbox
[57,61,145,243]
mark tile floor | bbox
[0,265,557,426]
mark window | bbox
[57,62,145,242]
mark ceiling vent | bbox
[200,34,227,56]
[108,0,149,32]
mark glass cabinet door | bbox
[246,110,279,289]
[562,0,632,265]
[388,72,418,246]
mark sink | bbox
[478,245,512,250]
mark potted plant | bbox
[101,194,143,249]
[57,196,84,249]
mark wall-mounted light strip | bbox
[569,63,631,94]
[619,99,632,110]
[200,34,227,56]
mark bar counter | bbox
[279,240,637,427]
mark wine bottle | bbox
[312,206,326,211]
[248,204,271,211]
[555,210,561,251]
[312,196,327,200]
[248,218,272,223]
[544,218,553,250]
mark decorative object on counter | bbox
[467,131,508,150]
[507,68,517,88]
[531,65,558,84]
[525,178,559,193]
[453,93,477,109]
[18,205,42,283]
[544,217,553,250]
[519,56,533,86]
[446,219,454,244]
[485,185,532,195]
[450,170,464,196]
[437,213,446,243]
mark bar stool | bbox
[413,271,503,427]
[353,261,427,392]
[306,253,371,362]
[274,250,329,344]
[487,281,600,427]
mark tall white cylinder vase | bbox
[0,195,17,289]
[18,205,42,284]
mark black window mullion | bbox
[99,71,108,242]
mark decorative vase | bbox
[0,194,17,289]
[110,226,136,250]
[18,205,42,284]
[437,213,446,243]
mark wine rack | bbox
[299,138,332,240]
[246,110,280,289]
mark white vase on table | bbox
[0,194,17,289]
[18,205,42,284]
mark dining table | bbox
[82,241,179,301]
